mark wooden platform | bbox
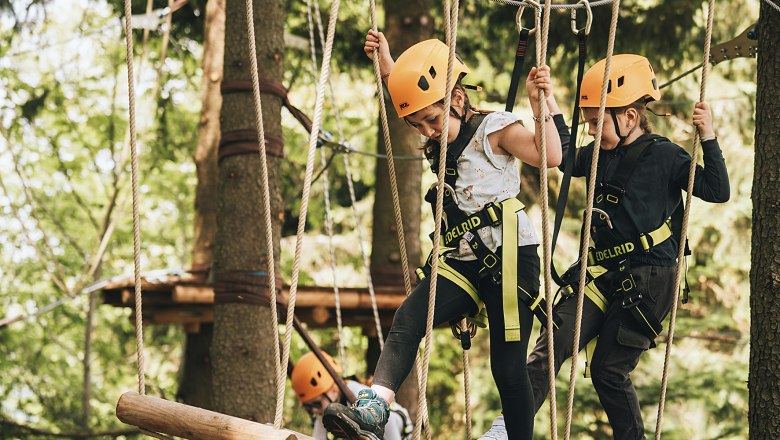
[101,271,405,332]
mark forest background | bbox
[0,0,766,438]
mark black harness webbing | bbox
[505,28,531,113]
[551,30,588,286]
[420,112,556,337]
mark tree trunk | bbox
[191,0,225,274]
[749,6,780,439]
[178,0,225,412]
[368,0,431,422]
[211,0,285,422]
[177,324,215,408]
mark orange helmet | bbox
[579,54,661,108]
[291,352,341,402]
[388,39,470,118]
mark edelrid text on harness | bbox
[556,135,689,344]
[416,111,554,343]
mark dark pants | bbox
[374,246,540,440]
[527,264,676,440]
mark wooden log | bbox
[116,392,315,440]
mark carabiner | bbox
[570,0,592,36]
[516,0,539,36]
[591,207,614,229]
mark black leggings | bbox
[373,245,539,440]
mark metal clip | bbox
[591,207,614,229]
[516,0,539,36]
[570,0,592,36]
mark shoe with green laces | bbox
[322,388,389,440]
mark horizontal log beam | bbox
[116,392,315,440]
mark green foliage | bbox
[0,0,758,438]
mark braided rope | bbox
[365,1,430,436]
[532,2,560,439]
[242,0,285,427]
[564,1,621,437]
[461,319,472,440]
[492,0,613,9]
[414,1,460,438]
[654,1,715,437]
[368,0,413,299]
[283,0,342,429]
[764,0,780,13]
[122,0,146,397]
[306,0,347,367]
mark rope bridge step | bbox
[116,392,315,440]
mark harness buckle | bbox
[639,233,653,252]
[484,202,502,225]
[621,292,643,309]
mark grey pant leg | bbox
[526,293,606,413]
[589,265,676,440]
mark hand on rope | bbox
[692,102,715,140]
[526,65,554,112]
[364,30,394,81]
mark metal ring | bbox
[570,0,592,35]
[516,0,539,35]
[591,207,613,229]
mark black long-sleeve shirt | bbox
[553,114,730,266]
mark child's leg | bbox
[526,286,605,413]
[372,273,478,400]
[481,245,538,440]
[589,264,675,440]
[323,265,478,439]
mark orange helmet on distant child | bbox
[388,39,470,118]
[291,352,341,402]
[579,54,661,108]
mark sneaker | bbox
[479,416,508,440]
[322,388,389,440]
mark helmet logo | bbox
[400,102,409,109]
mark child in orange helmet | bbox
[292,352,412,440]
[322,31,564,440]
[526,54,730,439]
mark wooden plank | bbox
[173,285,214,303]
[116,392,315,440]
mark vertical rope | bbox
[284,0,342,429]
[122,0,146,397]
[564,1,621,437]
[654,1,715,437]
[461,319,472,440]
[415,1,460,439]
[312,0,385,348]
[368,0,413,298]
[306,0,347,366]
[365,2,431,436]
[533,1,558,438]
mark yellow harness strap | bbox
[500,198,524,342]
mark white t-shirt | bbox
[312,380,412,440]
[448,111,540,260]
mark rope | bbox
[368,0,413,299]
[320,139,425,160]
[659,62,704,90]
[461,319,472,440]
[415,1,460,439]
[764,0,780,13]
[306,0,347,367]
[654,1,715,437]
[362,5,430,433]
[122,0,147,397]
[284,0,342,429]
[532,1,559,438]
[310,0,385,349]
[492,0,613,9]
[242,0,284,427]
[564,1,621,438]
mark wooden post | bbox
[116,392,315,440]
